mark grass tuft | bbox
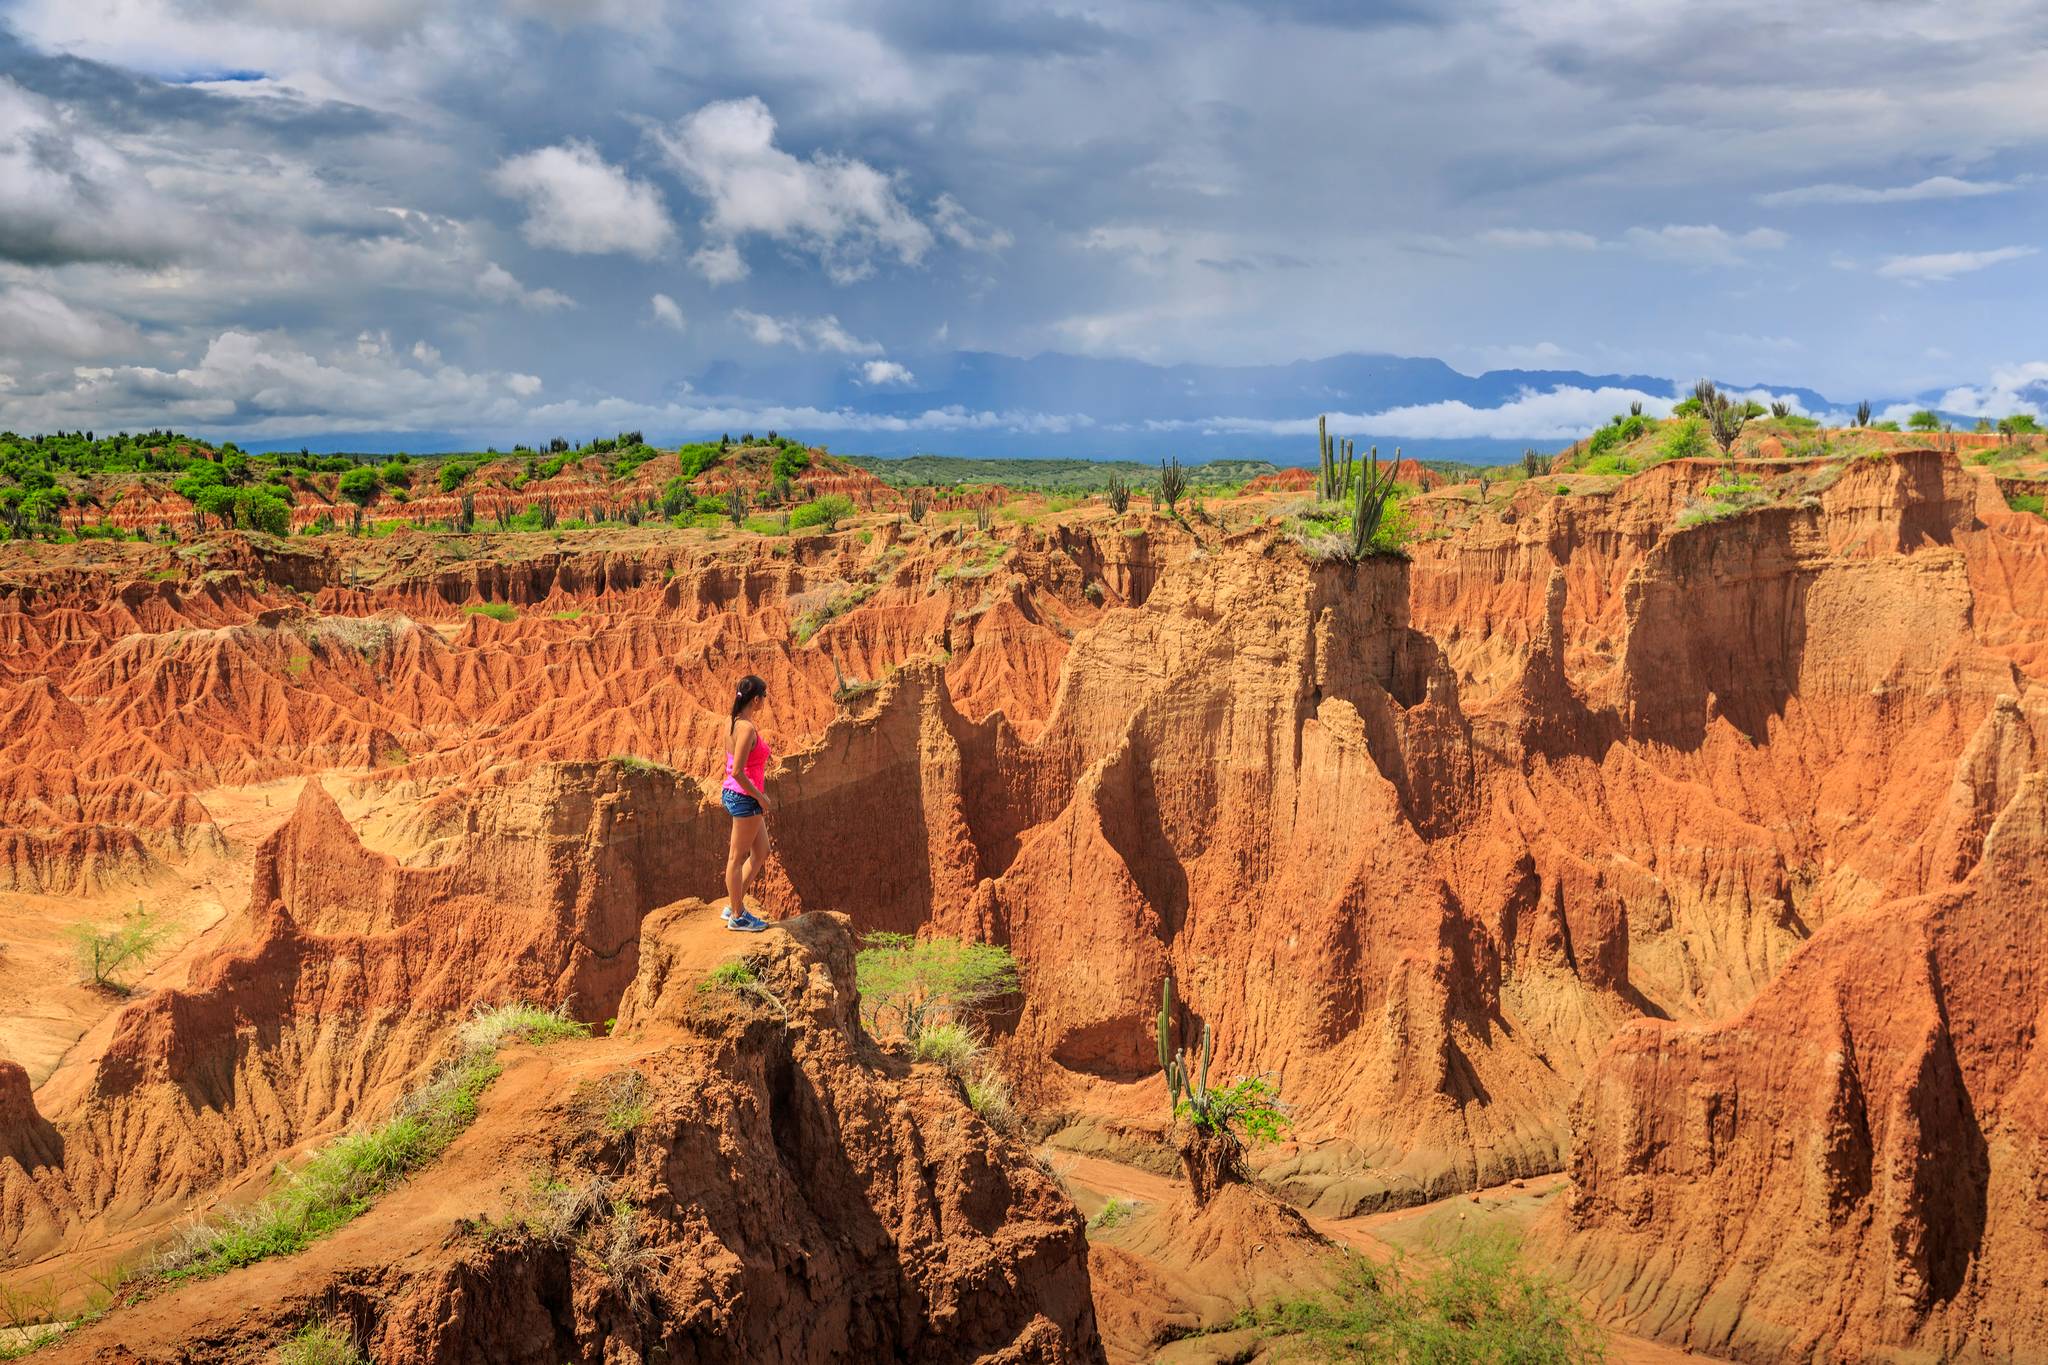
[912,1021,984,1077]
[462,601,517,622]
[276,1320,367,1365]
[457,1002,591,1052]
[1247,1232,1606,1363]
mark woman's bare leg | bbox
[741,819,773,913]
[726,814,762,915]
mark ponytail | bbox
[729,674,767,736]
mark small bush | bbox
[276,1321,367,1365]
[855,933,1020,1042]
[1251,1233,1606,1363]
[69,907,168,990]
[1087,1197,1141,1231]
[2009,491,2046,517]
[790,493,854,531]
[1655,417,1711,462]
[463,602,517,623]
[610,754,672,776]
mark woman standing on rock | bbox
[721,674,774,932]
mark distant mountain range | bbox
[691,349,1845,463]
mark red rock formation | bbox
[35,907,1101,1363]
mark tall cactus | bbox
[1157,976,1212,1123]
[1349,444,1401,560]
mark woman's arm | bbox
[730,722,770,808]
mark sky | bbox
[0,0,2044,455]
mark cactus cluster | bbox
[1157,456,1188,513]
[1347,442,1401,560]
[907,488,929,523]
[1106,474,1131,514]
[1315,414,1361,503]
[1157,976,1211,1118]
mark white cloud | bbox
[858,359,915,385]
[654,97,933,284]
[0,77,195,266]
[476,261,573,311]
[1875,246,2036,282]
[490,141,673,259]
[0,285,140,359]
[1174,385,1679,441]
[730,309,883,355]
[6,327,530,434]
[1928,362,2048,418]
[1478,228,1599,251]
[931,193,1012,253]
[649,291,685,331]
[689,241,747,285]
[1758,175,2015,206]
[1622,225,1789,267]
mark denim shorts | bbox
[722,788,763,818]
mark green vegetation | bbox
[1246,1233,1606,1363]
[1908,409,1942,432]
[1678,468,1771,528]
[911,1020,984,1074]
[703,959,759,991]
[69,906,169,991]
[462,602,518,623]
[156,1002,585,1283]
[275,1321,368,1365]
[1158,977,1288,1146]
[599,1072,651,1136]
[847,454,1281,494]
[610,754,672,776]
[1657,417,1711,462]
[854,933,1020,1043]
[793,580,876,644]
[789,492,854,531]
[1087,1197,1141,1231]
[1157,455,1189,514]
[2009,491,2046,518]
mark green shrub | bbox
[1907,409,1942,431]
[1655,417,1711,462]
[1872,420,1902,432]
[69,907,169,990]
[789,493,853,531]
[856,934,1019,1042]
[463,602,517,622]
[2008,491,2045,517]
[1088,1197,1140,1231]
[1251,1232,1606,1363]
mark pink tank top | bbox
[723,729,769,794]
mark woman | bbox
[720,674,774,932]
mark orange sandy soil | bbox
[1,438,2045,1362]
